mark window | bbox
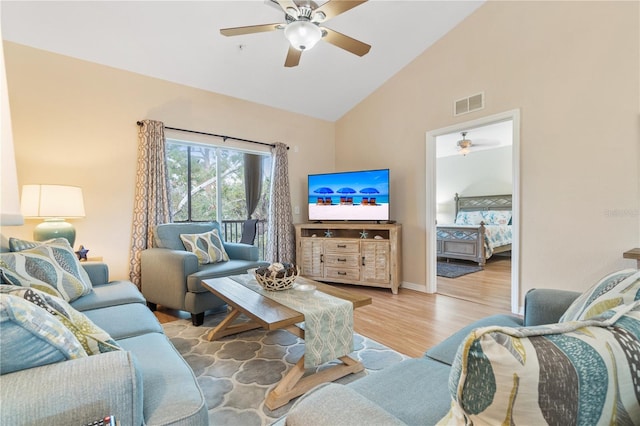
[166,139,271,257]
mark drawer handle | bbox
[362,256,366,266]
[337,244,347,248]
[337,258,347,262]
[320,254,324,263]
[337,271,347,276]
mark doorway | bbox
[425,110,520,314]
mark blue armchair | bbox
[140,222,268,325]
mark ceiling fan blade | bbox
[276,0,299,18]
[322,27,371,57]
[314,0,368,21]
[284,46,302,67]
[220,23,281,37]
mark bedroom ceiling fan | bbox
[220,0,371,67]
[457,131,500,156]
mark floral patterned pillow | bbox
[1,285,120,356]
[481,210,512,225]
[454,211,484,225]
[0,292,87,374]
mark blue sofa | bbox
[140,222,268,325]
[0,262,208,425]
[283,269,640,425]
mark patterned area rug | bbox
[437,261,483,278]
[162,313,408,426]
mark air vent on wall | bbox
[454,92,484,116]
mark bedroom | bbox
[434,119,513,311]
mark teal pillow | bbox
[1,285,120,356]
[0,292,87,375]
[0,238,93,302]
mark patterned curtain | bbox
[128,120,171,287]
[266,142,295,264]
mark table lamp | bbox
[21,184,85,247]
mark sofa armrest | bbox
[0,351,143,425]
[523,288,581,326]
[81,262,109,286]
[285,383,406,426]
[224,242,259,261]
[140,248,199,307]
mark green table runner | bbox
[230,274,354,368]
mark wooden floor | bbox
[154,264,515,358]
[436,256,512,311]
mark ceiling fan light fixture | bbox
[284,20,322,51]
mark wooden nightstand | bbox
[623,248,640,268]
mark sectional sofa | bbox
[283,268,640,425]
[0,238,208,425]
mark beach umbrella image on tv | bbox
[337,187,356,194]
[313,187,334,194]
[359,187,380,194]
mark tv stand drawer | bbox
[324,254,359,268]
[325,267,360,281]
[324,240,359,253]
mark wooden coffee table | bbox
[200,275,372,410]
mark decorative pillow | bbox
[1,285,120,356]
[7,237,94,287]
[481,210,512,225]
[0,292,87,375]
[180,229,229,265]
[454,211,484,225]
[439,302,640,425]
[560,268,640,322]
[0,238,93,302]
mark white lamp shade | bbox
[284,21,322,51]
[21,185,85,218]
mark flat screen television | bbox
[308,169,390,222]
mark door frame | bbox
[425,109,521,314]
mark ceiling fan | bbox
[220,0,371,67]
[457,132,500,156]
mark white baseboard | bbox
[400,281,430,293]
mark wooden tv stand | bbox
[295,223,402,294]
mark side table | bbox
[623,248,640,268]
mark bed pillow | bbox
[439,302,640,425]
[0,292,87,375]
[559,268,639,322]
[0,238,93,302]
[1,285,120,356]
[180,229,229,265]
[481,210,512,225]
[454,211,484,225]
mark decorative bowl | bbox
[254,263,299,291]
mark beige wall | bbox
[335,1,640,302]
[4,42,335,279]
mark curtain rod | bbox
[136,121,288,150]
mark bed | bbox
[436,193,512,266]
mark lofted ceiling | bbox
[1,0,484,122]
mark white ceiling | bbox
[1,0,484,122]
[436,119,513,158]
